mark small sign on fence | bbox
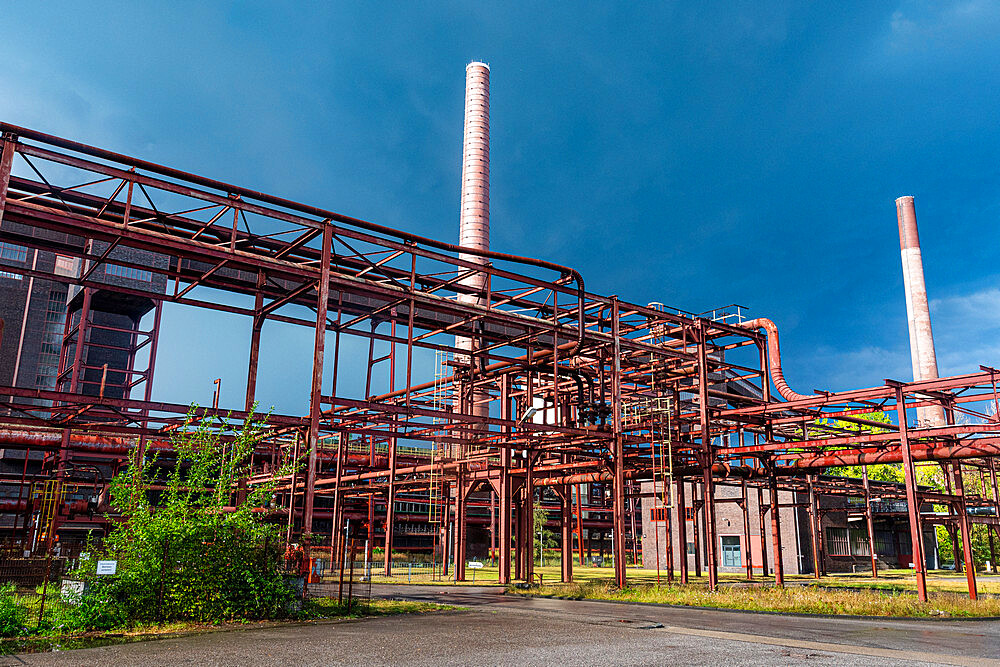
[96,560,117,575]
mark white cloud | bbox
[930,287,1000,375]
[931,287,1000,330]
[797,285,1000,393]
[888,1,1000,49]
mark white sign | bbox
[96,560,117,575]
[467,561,484,569]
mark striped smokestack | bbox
[456,62,490,420]
[896,195,945,427]
[458,62,490,284]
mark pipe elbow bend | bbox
[740,317,814,402]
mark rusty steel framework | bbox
[1,123,999,602]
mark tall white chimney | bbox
[456,62,490,420]
[896,196,945,427]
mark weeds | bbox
[0,598,455,655]
[510,580,1000,617]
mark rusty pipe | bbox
[740,317,814,401]
[0,429,371,463]
[786,441,1000,469]
[531,462,764,487]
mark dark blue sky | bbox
[3,2,999,413]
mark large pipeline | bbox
[0,429,385,466]
[531,441,1000,486]
[785,441,1000,469]
[529,462,763,487]
[740,317,814,401]
[0,429,168,454]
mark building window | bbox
[684,507,695,521]
[54,255,75,273]
[826,527,850,556]
[105,263,152,282]
[649,507,667,522]
[686,542,695,555]
[721,536,741,567]
[875,530,895,555]
[0,270,22,280]
[0,242,28,263]
[35,287,68,389]
[589,483,604,505]
[850,528,871,556]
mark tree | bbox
[821,411,900,481]
[533,500,557,565]
[69,407,298,627]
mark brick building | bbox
[0,218,167,550]
[641,476,939,576]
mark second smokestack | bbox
[896,195,945,427]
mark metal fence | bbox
[0,545,68,631]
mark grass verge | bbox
[0,598,455,655]
[509,580,1000,617]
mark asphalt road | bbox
[5,584,998,666]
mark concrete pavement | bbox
[4,584,998,666]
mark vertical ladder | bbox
[34,480,63,549]
[427,350,453,525]
[650,397,673,509]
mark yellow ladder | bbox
[34,480,64,547]
[427,350,452,524]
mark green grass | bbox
[0,597,455,655]
[302,597,454,619]
[799,570,1000,595]
[351,560,1000,596]
[509,580,1000,617]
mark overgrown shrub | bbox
[71,407,297,626]
[0,583,28,637]
[57,578,129,631]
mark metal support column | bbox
[610,297,628,588]
[0,133,15,224]
[561,485,573,583]
[696,320,718,590]
[757,485,769,576]
[742,480,753,580]
[455,476,467,582]
[862,467,879,578]
[892,382,928,602]
[245,271,265,412]
[808,475,821,579]
[304,224,332,534]
[676,476,688,584]
[768,464,784,587]
[952,462,978,600]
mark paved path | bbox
[5,584,999,666]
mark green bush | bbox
[57,578,129,631]
[69,407,298,627]
[0,583,28,637]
